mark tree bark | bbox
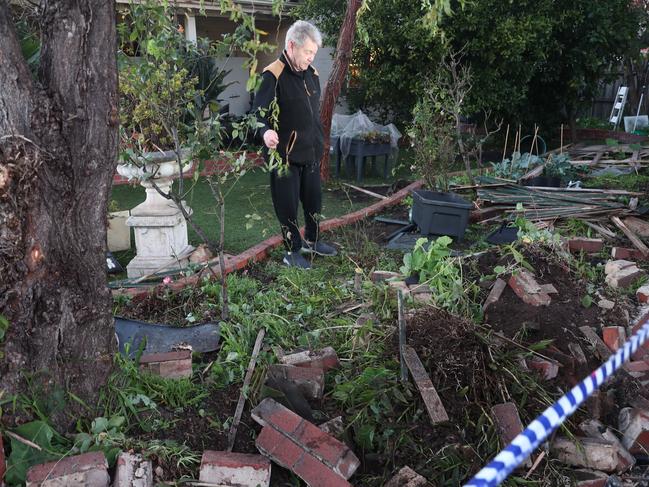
[319,0,363,181]
[0,1,118,429]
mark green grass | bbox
[110,151,417,255]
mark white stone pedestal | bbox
[117,152,194,278]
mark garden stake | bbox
[560,124,564,155]
[354,267,363,294]
[501,124,510,163]
[398,290,407,382]
[227,328,265,451]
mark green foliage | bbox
[401,236,478,317]
[409,83,457,190]
[5,421,63,485]
[332,366,411,450]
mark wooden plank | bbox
[403,345,449,425]
[611,216,649,256]
[482,278,507,312]
[398,290,407,382]
[227,328,265,451]
[583,221,617,239]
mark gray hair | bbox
[285,20,322,50]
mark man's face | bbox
[288,38,318,71]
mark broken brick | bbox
[568,238,604,254]
[199,451,271,487]
[139,350,192,379]
[508,271,551,306]
[526,357,560,380]
[619,408,649,455]
[114,452,153,487]
[578,419,635,470]
[26,452,109,487]
[605,265,646,289]
[637,285,649,304]
[579,326,611,361]
[602,326,626,352]
[491,403,524,445]
[624,360,649,375]
[279,347,340,371]
[568,342,588,365]
[384,466,428,487]
[604,260,636,276]
[612,247,648,261]
[255,427,352,487]
[319,416,345,438]
[572,469,609,487]
[597,299,615,310]
[251,399,360,479]
[268,364,324,400]
[550,437,633,473]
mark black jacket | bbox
[252,52,324,165]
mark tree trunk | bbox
[319,0,363,181]
[0,1,118,429]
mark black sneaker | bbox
[282,252,312,269]
[301,240,338,256]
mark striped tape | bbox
[465,312,649,487]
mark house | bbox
[116,0,335,116]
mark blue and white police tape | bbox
[464,312,649,487]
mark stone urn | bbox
[117,149,194,278]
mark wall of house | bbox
[196,16,337,116]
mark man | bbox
[252,20,337,269]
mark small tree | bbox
[118,1,273,320]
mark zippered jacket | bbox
[252,51,324,165]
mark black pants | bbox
[270,162,321,252]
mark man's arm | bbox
[251,71,277,145]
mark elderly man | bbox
[252,20,337,269]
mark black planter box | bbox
[411,189,472,240]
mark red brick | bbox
[293,421,359,478]
[568,238,604,254]
[251,398,303,435]
[139,349,192,379]
[279,347,340,371]
[508,272,551,306]
[139,350,191,364]
[602,326,626,352]
[624,360,649,375]
[26,451,109,486]
[491,403,524,445]
[551,437,632,472]
[605,266,646,289]
[292,451,352,487]
[255,426,304,469]
[637,285,649,303]
[199,451,271,487]
[526,357,560,380]
[612,247,647,260]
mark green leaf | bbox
[493,265,506,275]
[6,421,60,485]
[581,294,593,308]
[91,417,109,435]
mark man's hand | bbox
[263,130,279,149]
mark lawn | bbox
[110,151,416,257]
